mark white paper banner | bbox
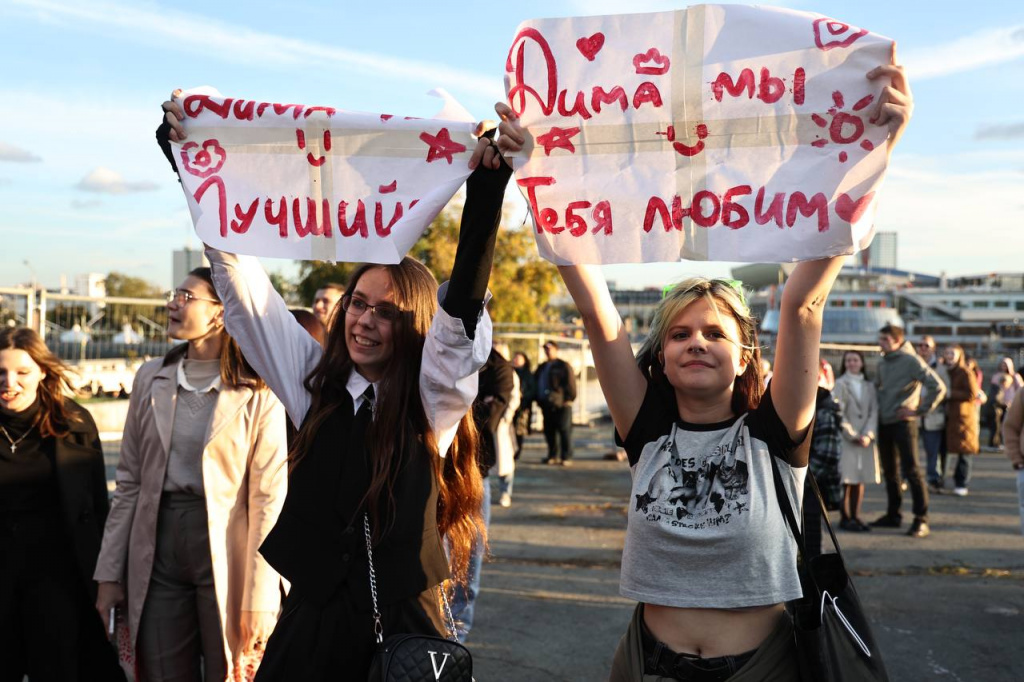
[504,4,894,264]
[171,89,477,263]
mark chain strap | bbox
[363,513,384,644]
[363,512,459,644]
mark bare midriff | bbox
[643,602,785,658]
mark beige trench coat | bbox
[94,358,288,673]
[833,373,881,485]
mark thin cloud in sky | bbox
[975,122,1024,141]
[0,142,42,162]
[902,25,1024,80]
[12,0,503,100]
[76,167,158,194]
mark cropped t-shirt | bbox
[617,382,808,609]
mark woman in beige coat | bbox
[94,267,288,682]
[833,350,880,532]
[945,345,981,496]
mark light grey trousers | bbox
[137,493,227,682]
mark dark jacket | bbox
[535,357,577,409]
[57,401,111,600]
[475,348,515,473]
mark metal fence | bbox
[0,287,35,330]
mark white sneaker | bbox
[499,493,512,507]
[952,487,968,497]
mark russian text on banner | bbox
[170,88,477,263]
[504,5,894,264]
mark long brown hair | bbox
[162,267,264,390]
[0,327,79,438]
[290,258,485,584]
[636,278,763,416]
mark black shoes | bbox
[840,518,873,532]
[870,514,903,528]
[907,519,930,538]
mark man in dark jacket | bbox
[534,341,577,465]
[872,324,946,538]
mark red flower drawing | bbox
[179,139,227,178]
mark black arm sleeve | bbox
[442,162,513,338]
[156,121,180,175]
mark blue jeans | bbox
[498,473,514,499]
[450,479,490,642]
[953,454,973,488]
[922,428,945,484]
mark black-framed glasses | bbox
[341,295,401,322]
[165,289,220,306]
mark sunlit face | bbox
[878,333,898,354]
[512,353,527,369]
[166,275,223,342]
[0,349,45,414]
[313,287,342,328]
[345,268,396,382]
[660,298,747,399]
[844,352,864,375]
[916,340,935,360]
[944,347,960,366]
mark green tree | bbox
[104,272,164,299]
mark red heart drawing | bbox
[812,17,868,51]
[576,33,605,61]
[633,47,671,75]
[835,192,875,224]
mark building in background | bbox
[863,231,898,270]
[173,247,209,288]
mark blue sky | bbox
[1,0,1022,291]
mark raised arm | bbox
[420,119,513,455]
[206,247,322,428]
[770,257,845,442]
[772,49,912,441]
[557,265,646,438]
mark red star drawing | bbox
[536,126,581,156]
[419,128,466,164]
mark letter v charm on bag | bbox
[428,650,451,680]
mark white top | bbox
[206,248,491,456]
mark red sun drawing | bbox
[811,91,876,163]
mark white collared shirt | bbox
[346,371,378,415]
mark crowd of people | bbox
[6,49,1017,682]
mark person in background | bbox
[916,336,949,492]
[450,342,518,642]
[511,351,536,461]
[0,327,125,682]
[289,309,326,348]
[832,350,880,532]
[804,365,843,556]
[1002,390,1024,536]
[491,343,520,508]
[311,283,345,331]
[872,323,944,538]
[94,268,288,682]
[989,357,1022,451]
[944,345,981,497]
[535,341,577,466]
[760,358,773,389]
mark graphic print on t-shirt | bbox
[633,423,749,528]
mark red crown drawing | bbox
[633,48,670,76]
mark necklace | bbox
[0,423,33,454]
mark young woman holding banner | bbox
[497,52,912,680]
[157,96,515,679]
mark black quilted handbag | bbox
[362,514,473,682]
[770,457,890,682]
